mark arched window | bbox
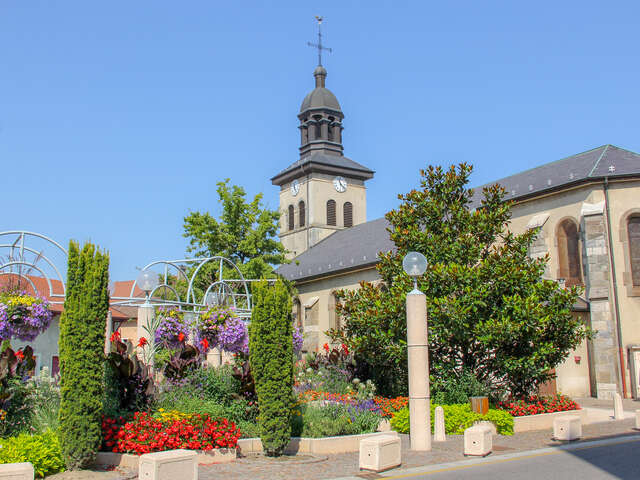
[628,216,640,286]
[557,219,582,286]
[343,202,353,228]
[288,205,294,231]
[299,201,305,228]
[326,200,336,226]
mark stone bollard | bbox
[434,406,446,442]
[0,462,34,480]
[553,415,581,441]
[613,392,624,420]
[463,424,492,457]
[635,409,640,430]
[359,435,401,472]
[139,449,197,480]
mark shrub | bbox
[290,403,381,438]
[431,368,490,405]
[102,412,241,454]
[58,241,110,469]
[28,368,60,434]
[0,346,37,436]
[496,394,580,416]
[390,403,514,436]
[249,280,293,456]
[0,430,65,478]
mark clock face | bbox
[333,176,347,193]
[290,179,300,196]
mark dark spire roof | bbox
[278,145,640,282]
[299,66,342,113]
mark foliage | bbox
[0,345,36,436]
[390,403,514,436]
[231,360,256,402]
[0,430,65,478]
[28,367,61,434]
[332,164,589,398]
[496,394,580,416]
[58,241,110,470]
[431,367,490,405]
[290,403,381,438]
[249,279,293,456]
[102,412,240,454]
[0,290,53,342]
[183,179,287,285]
[154,307,191,348]
[164,343,203,381]
[105,333,154,414]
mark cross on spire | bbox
[307,16,332,66]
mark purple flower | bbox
[155,307,191,347]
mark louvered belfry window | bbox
[299,201,306,227]
[628,216,640,286]
[344,202,353,228]
[327,200,336,226]
[557,219,583,286]
[288,205,294,231]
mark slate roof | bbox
[271,152,375,186]
[276,145,640,282]
[300,87,342,113]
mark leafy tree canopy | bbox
[183,179,287,283]
[331,164,590,399]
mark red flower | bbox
[341,343,349,355]
[15,350,24,361]
[110,331,121,342]
[178,332,185,342]
[200,338,209,351]
[323,343,329,353]
[137,337,148,348]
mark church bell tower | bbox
[271,18,374,259]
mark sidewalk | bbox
[198,417,640,480]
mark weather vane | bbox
[307,16,332,66]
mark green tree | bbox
[58,241,110,469]
[249,279,293,456]
[332,164,590,398]
[183,179,286,281]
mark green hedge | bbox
[0,430,65,478]
[390,403,513,436]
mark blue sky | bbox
[2,1,639,280]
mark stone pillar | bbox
[104,311,113,354]
[320,120,329,140]
[137,303,154,345]
[581,204,620,399]
[406,290,431,451]
[434,406,446,442]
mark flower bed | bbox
[102,412,241,455]
[495,394,580,417]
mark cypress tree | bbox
[249,279,293,456]
[58,241,110,469]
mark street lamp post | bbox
[402,251,431,451]
[136,270,159,350]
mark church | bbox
[272,59,640,401]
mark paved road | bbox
[382,437,640,480]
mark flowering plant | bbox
[0,290,53,342]
[154,307,191,348]
[495,394,580,416]
[101,412,241,455]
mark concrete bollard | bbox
[138,449,197,480]
[553,415,581,441]
[635,409,640,430]
[0,462,34,480]
[463,424,492,457]
[359,435,401,472]
[613,392,624,420]
[434,406,446,442]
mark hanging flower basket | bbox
[0,291,54,342]
[197,306,247,354]
[154,307,191,348]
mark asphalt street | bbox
[381,437,640,480]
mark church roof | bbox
[271,152,375,186]
[300,87,342,113]
[277,144,640,282]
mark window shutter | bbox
[344,202,353,228]
[628,217,640,286]
[327,200,336,226]
[299,201,305,227]
[288,205,294,231]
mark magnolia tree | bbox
[331,164,591,399]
